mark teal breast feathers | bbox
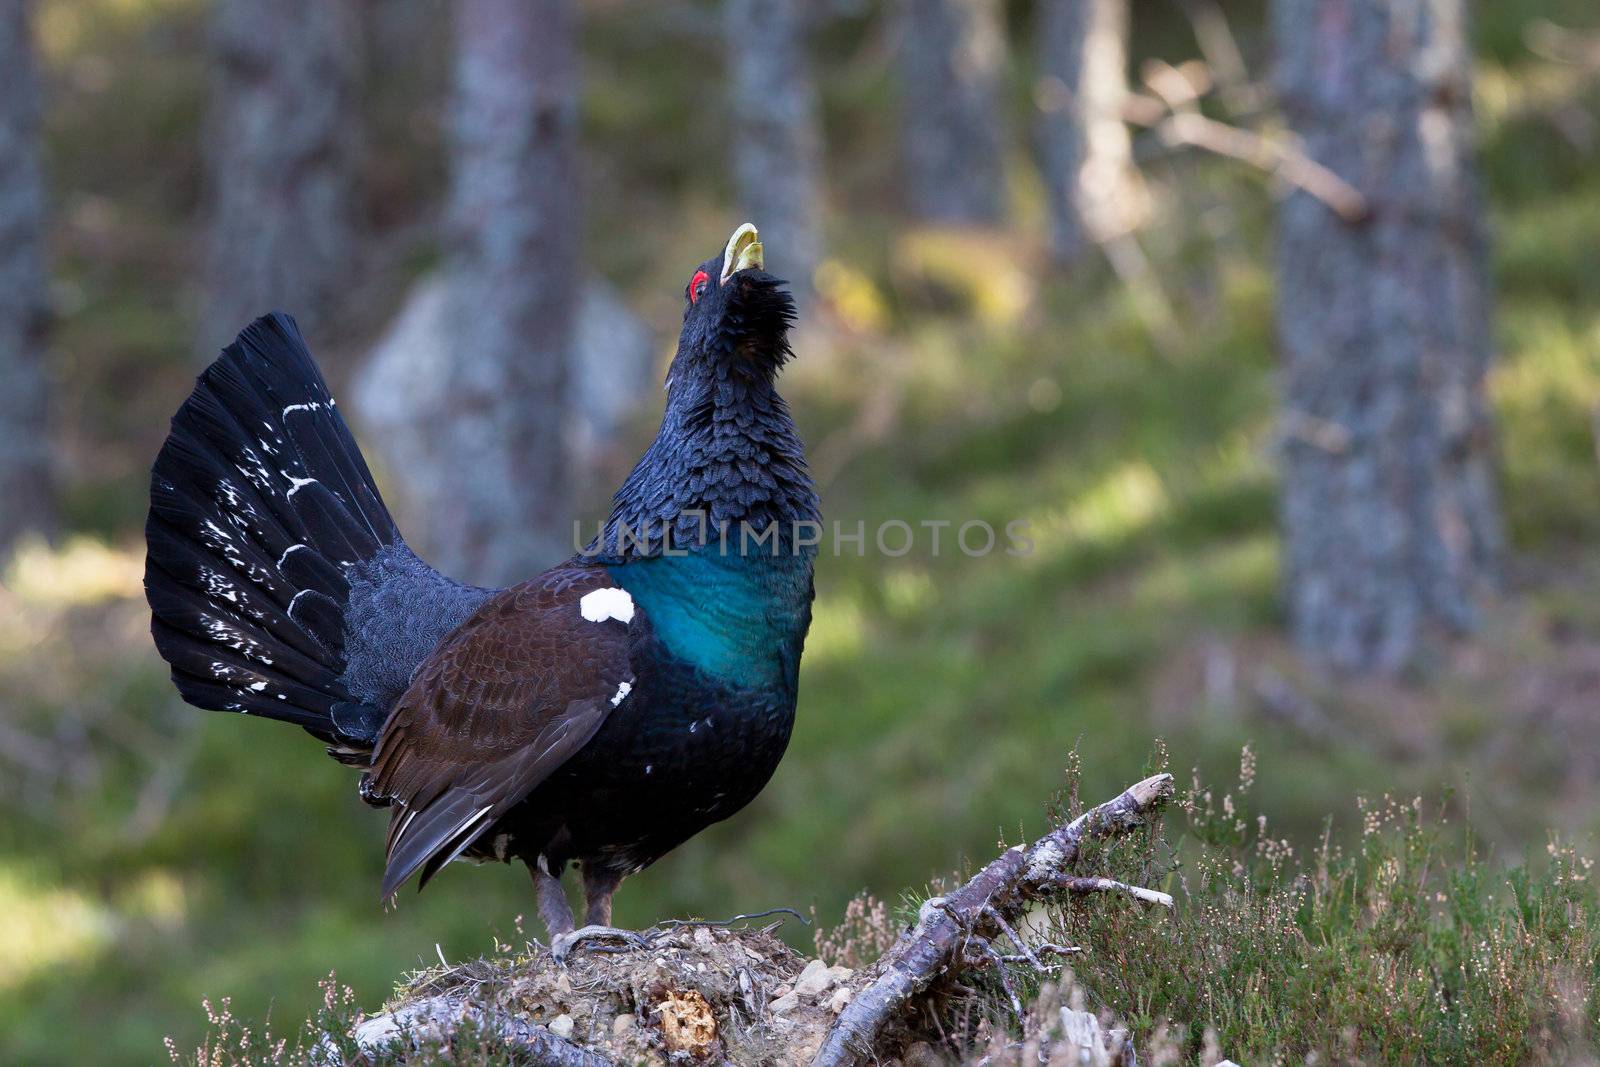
[607,549,814,690]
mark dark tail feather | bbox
[145,313,394,744]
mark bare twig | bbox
[1097,230,1184,359]
[971,937,1025,1023]
[1124,57,1368,222]
[1056,876,1175,908]
[1176,0,1265,115]
[984,906,1041,968]
[655,907,811,931]
[811,773,1175,1067]
[1156,112,1368,222]
[1525,19,1600,67]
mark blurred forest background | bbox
[1,0,1598,1061]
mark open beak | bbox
[720,222,764,284]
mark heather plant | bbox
[1045,747,1600,1064]
[166,974,361,1067]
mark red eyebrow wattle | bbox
[688,270,709,305]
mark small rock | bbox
[793,959,834,997]
[612,1013,636,1035]
[693,926,715,946]
[828,987,854,1014]
[771,982,793,998]
[828,965,854,983]
[769,991,800,1015]
[548,1014,575,1039]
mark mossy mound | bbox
[348,923,861,1064]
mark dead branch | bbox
[811,773,1176,1067]
[1055,876,1175,908]
[1176,0,1264,116]
[344,991,616,1066]
[1155,112,1368,222]
[1124,58,1368,223]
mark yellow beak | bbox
[720,222,764,283]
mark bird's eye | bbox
[687,270,710,306]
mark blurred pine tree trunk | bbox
[1274,0,1501,673]
[424,0,579,585]
[896,0,1007,225]
[200,0,359,354]
[0,0,54,557]
[1034,0,1138,265]
[726,0,823,294]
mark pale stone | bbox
[793,958,834,997]
[612,1013,636,1035]
[548,1014,575,1039]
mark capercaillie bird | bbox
[144,225,818,951]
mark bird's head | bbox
[672,223,796,384]
[600,222,817,554]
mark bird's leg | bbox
[531,858,575,938]
[549,864,646,963]
[582,864,624,927]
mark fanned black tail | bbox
[145,313,402,750]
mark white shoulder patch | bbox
[579,587,635,625]
[610,681,633,707]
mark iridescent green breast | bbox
[606,549,814,691]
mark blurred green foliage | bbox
[2,0,1599,1063]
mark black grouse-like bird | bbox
[145,225,818,948]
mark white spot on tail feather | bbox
[579,587,634,625]
[285,475,317,497]
[277,543,307,569]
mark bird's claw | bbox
[549,925,650,963]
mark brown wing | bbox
[369,567,633,899]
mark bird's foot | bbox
[549,924,650,963]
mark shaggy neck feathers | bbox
[598,372,818,558]
[596,276,817,561]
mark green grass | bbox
[3,0,1600,1063]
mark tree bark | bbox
[426,0,580,585]
[200,0,359,355]
[896,0,1007,225]
[1274,0,1501,673]
[725,0,824,296]
[354,274,654,562]
[1034,0,1139,265]
[0,0,53,557]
